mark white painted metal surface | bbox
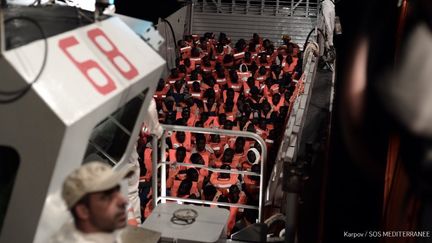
[142,203,229,243]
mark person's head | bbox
[218,113,227,126]
[62,162,133,233]
[247,77,255,87]
[223,120,234,130]
[253,33,260,43]
[210,134,221,143]
[203,184,217,201]
[164,96,175,111]
[228,184,241,203]
[229,70,239,83]
[217,194,230,210]
[190,153,204,165]
[157,78,165,91]
[272,93,281,106]
[261,100,271,114]
[170,68,179,78]
[177,179,192,197]
[174,80,184,93]
[186,168,199,182]
[192,81,201,92]
[222,148,235,163]
[250,86,260,98]
[175,146,187,162]
[247,148,260,164]
[200,112,210,123]
[250,164,261,181]
[234,137,246,154]
[286,55,293,65]
[195,135,206,152]
[225,100,234,113]
[216,44,224,54]
[246,123,256,133]
[243,208,258,224]
[182,108,191,120]
[175,118,186,126]
[258,66,267,76]
[245,51,252,62]
[184,58,191,67]
[219,164,231,179]
[175,131,186,143]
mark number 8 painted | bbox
[87,28,138,81]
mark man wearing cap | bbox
[50,161,133,243]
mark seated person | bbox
[243,164,261,201]
[214,148,237,168]
[170,131,192,151]
[240,148,261,170]
[210,164,239,190]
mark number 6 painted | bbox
[59,36,117,95]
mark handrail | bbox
[157,196,259,209]
[152,124,268,223]
[159,161,261,176]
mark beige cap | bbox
[62,161,133,209]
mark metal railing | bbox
[193,0,319,17]
[152,124,268,223]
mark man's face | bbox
[87,186,127,232]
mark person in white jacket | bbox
[321,0,336,48]
[50,161,134,243]
[127,98,163,224]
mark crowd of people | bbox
[137,31,305,236]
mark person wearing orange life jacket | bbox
[181,57,195,74]
[167,146,191,189]
[223,54,235,69]
[202,76,221,101]
[153,78,170,101]
[170,131,192,151]
[192,134,211,166]
[215,44,226,63]
[190,46,203,65]
[240,148,261,171]
[228,137,249,167]
[167,68,181,85]
[209,134,224,162]
[226,70,242,92]
[172,168,200,196]
[189,81,203,100]
[255,119,269,140]
[175,107,196,127]
[254,66,268,85]
[270,93,284,113]
[214,68,228,86]
[247,86,264,110]
[243,164,261,201]
[189,153,208,189]
[214,148,237,169]
[210,164,240,193]
[221,99,238,123]
[271,65,284,82]
[226,184,248,235]
[260,99,274,120]
[282,54,298,76]
[257,53,271,69]
[237,63,252,83]
[203,184,218,203]
[243,77,259,98]
[251,33,263,46]
[202,94,218,116]
[201,55,215,73]
[262,77,275,98]
[222,88,239,104]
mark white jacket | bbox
[49,221,122,243]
